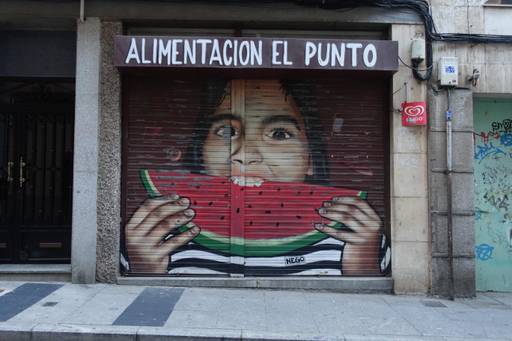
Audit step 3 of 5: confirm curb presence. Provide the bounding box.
[1,324,512,341]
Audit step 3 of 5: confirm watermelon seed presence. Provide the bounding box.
[193,200,197,205]
[296,215,302,219]
[258,191,263,195]
[310,191,313,195]
[275,222,280,227]
[220,216,225,220]
[280,203,284,208]
[224,193,228,198]
[265,210,271,214]
[277,187,281,191]
[208,202,213,206]
[249,221,253,225]
[196,185,200,189]
[241,188,244,191]
[248,204,252,208]
[236,208,240,213]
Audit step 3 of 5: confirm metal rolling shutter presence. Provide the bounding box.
[122,75,388,276]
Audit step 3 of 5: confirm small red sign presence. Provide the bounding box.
[401,101,427,126]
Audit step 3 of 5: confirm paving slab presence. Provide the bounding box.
[8,283,106,324]
[0,281,511,341]
[65,285,145,325]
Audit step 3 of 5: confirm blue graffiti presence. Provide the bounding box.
[474,142,506,162]
[499,133,512,147]
[475,210,482,220]
[475,243,494,261]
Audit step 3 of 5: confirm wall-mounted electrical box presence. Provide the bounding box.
[411,38,425,63]
[438,57,459,87]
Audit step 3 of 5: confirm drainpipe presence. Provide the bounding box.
[446,89,455,300]
[80,0,85,22]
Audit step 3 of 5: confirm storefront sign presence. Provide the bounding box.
[401,101,427,126]
[114,36,398,71]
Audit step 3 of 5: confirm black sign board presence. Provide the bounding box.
[114,36,398,72]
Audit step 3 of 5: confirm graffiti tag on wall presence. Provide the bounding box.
[473,101,512,291]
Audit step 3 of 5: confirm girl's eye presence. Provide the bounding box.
[267,128,294,141]
[215,125,238,139]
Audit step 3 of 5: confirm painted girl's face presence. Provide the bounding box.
[202,80,312,183]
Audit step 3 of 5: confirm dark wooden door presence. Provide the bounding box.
[0,102,74,263]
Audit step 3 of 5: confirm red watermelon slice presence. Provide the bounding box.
[140,169,365,257]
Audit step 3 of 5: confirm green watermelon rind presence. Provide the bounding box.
[139,169,364,257]
[177,221,342,257]
[140,169,161,198]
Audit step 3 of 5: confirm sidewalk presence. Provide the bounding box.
[0,281,511,341]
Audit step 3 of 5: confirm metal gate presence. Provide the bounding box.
[473,98,512,292]
[122,76,389,276]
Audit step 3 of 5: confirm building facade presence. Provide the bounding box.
[0,0,510,297]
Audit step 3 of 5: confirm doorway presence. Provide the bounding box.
[0,81,74,263]
[473,97,512,291]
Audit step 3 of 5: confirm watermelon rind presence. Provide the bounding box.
[175,221,344,257]
[140,169,161,198]
[139,169,360,257]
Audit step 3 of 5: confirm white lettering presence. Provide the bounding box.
[272,40,282,65]
[283,41,292,65]
[239,41,250,66]
[363,43,377,67]
[223,40,233,66]
[250,40,263,65]
[346,43,363,67]
[331,43,345,67]
[304,41,316,66]
[171,39,183,65]
[141,38,151,64]
[233,40,238,66]
[184,40,196,64]
[158,39,171,65]
[152,38,157,63]
[317,42,330,67]
[209,39,223,65]
[125,38,140,64]
[196,39,212,64]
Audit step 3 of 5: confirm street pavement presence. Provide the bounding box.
[0,281,511,340]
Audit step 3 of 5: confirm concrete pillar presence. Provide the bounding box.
[72,17,101,284]
[391,24,430,294]
[96,21,122,283]
[429,89,476,297]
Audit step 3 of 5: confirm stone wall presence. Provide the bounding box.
[428,0,512,296]
[390,24,430,294]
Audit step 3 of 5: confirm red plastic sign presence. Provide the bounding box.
[402,101,427,126]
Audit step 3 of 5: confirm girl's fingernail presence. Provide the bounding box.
[323,201,331,207]
[179,197,189,205]
[314,223,324,230]
[184,209,194,217]
[318,208,326,214]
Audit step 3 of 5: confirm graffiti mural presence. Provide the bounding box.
[122,78,390,276]
[474,99,512,292]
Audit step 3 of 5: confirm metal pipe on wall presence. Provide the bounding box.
[80,0,85,22]
[446,89,455,300]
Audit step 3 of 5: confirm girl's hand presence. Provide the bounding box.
[125,195,200,273]
[315,196,382,275]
